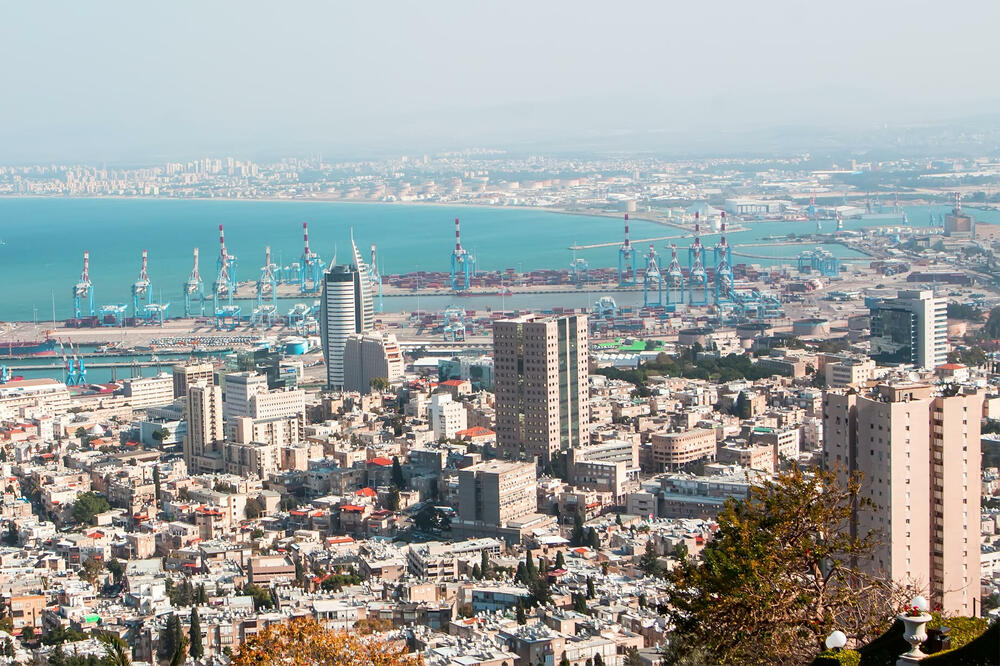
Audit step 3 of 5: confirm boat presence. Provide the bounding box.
[2,339,57,357]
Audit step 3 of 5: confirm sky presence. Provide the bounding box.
[1,1,999,162]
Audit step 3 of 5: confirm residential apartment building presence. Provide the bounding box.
[172,361,215,399]
[343,331,404,394]
[493,314,589,462]
[430,393,467,441]
[823,383,982,614]
[183,383,225,474]
[457,460,537,527]
[868,290,948,370]
[650,428,717,471]
[122,374,174,409]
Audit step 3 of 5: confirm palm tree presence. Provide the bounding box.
[98,633,131,666]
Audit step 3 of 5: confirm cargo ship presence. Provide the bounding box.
[1,338,58,357]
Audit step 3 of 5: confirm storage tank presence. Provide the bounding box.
[792,318,830,337]
[283,337,309,355]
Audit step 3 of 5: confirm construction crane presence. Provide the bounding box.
[183,248,206,317]
[73,251,95,320]
[450,217,476,291]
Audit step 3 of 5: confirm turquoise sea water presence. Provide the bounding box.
[0,198,985,323]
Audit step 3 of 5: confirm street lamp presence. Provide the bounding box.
[825,630,847,651]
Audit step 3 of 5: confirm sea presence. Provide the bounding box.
[0,197,995,326]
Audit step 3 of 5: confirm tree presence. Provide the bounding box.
[639,541,660,577]
[593,654,604,666]
[515,561,526,584]
[624,647,643,666]
[570,512,585,547]
[390,456,405,489]
[152,465,161,502]
[524,551,537,581]
[72,492,110,524]
[615,513,623,527]
[158,614,179,661]
[385,487,400,512]
[661,464,912,666]
[480,549,490,579]
[241,584,274,611]
[370,376,390,393]
[80,556,103,588]
[244,497,264,519]
[516,603,526,625]
[189,607,203,660]
[560,654,571,666]
[586,527,600,550]
[294,558,304,586]
[106,557,125,585]
[554,551,565,569]
[572,593,588,614]
[151,428,171,447]
[472,563,482,580]
[586,577,595,600]
[230,617,411,666]
[97,633,131,666]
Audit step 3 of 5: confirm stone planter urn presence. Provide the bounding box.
[896,612,932,664]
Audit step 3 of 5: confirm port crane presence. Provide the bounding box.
[252,246,279,327]
[183,248,206,317]
[73,251,95,320]
[212,224,240,330]
[299,222,323,293]
[450,218,476,291]
[618,214,636,287]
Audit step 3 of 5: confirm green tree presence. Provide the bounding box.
[515,561,527,584]
[189,607,203,660]
[244,497,264,519]
[370,376,390,393]
[152,465,161,503]
[639,541,661,576]
[572,593,588,614]
[97,633,131,666]
[386,486,400,511]
[151,427,171,447]
[554,550,565,569]
[72,492,110,524]
[570,511,585,547]
[241,584,274,610]
[586,577,595,600]
[524,551,537,581]
[472,563,482,580]
[390,456,405,488]
[106,557,125,585]
[480,549,490,579]
[294,558,304,586]
[662,465,910,666]
[624,647,643,666]
[593,654,604,666]
[586,528,600,550]
[80,556,104,588]
[560,654,571,666]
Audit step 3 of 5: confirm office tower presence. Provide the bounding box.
[494,314,589,462]
[172,361,215,399]
[430,393,467,440]
[457,460,537,526]
[223,372,268,420]
[320,240,375,389]
[869,290,947,370]
[822,383,982,615]
[183,383,225,474]
[343,331,404,394]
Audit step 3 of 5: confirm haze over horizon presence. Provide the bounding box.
[3,1,999,163]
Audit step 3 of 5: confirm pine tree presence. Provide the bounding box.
[294,558,304,586]
[554,551,565,569]
[594,653,605,666]
[586,577,595,600]
[537,556,548,577]
[472,563,482,580]
[515,561,527,584]
[587,528,601,550]
[560,654,571,666]
[198,583,208,605]
[615,513,623,527]
[159,613,178,660]
[391,456,405,488]
[570,512,585,546]
[516,603,526,625]
[189,607,203,659]
[480,549,490,579]
[525,551,537,581]
[152,465,161,503]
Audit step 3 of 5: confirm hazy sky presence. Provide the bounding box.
[2,1,999,162]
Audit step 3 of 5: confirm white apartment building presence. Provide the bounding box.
[122,373,174,409]
[430,393,467,441]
